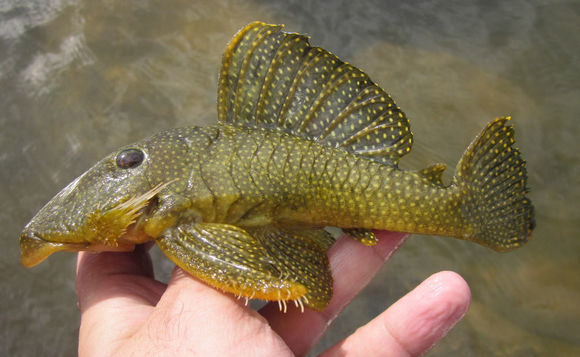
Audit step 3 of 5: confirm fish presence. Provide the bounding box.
[20,22,535,311]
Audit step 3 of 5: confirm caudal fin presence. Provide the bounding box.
[453,117,535,251]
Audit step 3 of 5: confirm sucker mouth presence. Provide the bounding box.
[20,229,138,268]
[20,230,88,267]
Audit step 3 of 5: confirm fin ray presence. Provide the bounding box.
[156,223,308,304]
[218,22,413,166]
[453,116,535,251]
[247,227,334,310]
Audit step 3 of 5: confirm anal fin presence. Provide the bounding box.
[343,228,377,246]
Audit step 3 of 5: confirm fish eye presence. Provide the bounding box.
[116,149,145,169]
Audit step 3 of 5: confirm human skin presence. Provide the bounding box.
[76,231,471,356]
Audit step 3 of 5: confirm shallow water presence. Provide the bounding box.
[1,0,579,355]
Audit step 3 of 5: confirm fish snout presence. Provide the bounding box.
[19,229,82,268]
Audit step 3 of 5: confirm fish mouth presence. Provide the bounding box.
[20,230,136,268]
[20,230,88,268]
[20,182,172,268]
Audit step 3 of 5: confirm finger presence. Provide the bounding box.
[321,271,471,357]
[127,267,291,355]
[76,242,155,282]
[77,245,167,356]
[76,243,164,312]
[157,266,250,317]
[260,231,408,356]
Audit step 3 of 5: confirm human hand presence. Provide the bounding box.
[76,231,471,356]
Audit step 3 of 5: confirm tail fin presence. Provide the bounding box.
[453,116,535,251]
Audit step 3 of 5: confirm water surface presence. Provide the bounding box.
[1,0,579,355]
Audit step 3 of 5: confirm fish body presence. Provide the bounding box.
[21,22,534,310]
[138,124,466,235]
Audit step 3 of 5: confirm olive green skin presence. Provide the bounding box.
[20,120,530,267]
[143,124,463,235]
[19,123,461,309]
[21,22,534,310]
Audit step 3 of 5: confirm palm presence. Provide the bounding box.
[76,232,470,356]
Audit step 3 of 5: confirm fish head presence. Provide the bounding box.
[20,144,165,267]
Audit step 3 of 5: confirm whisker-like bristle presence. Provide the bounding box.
[297,298,305,313]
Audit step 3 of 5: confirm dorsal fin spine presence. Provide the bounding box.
[270,36,311,128]
[234,25,280,121]
[218,22,265,122]
[255,34,297,123]
[298,64,358,134]
[277,48,320,128]
[319,87,380,141]
[340,116,399,148]
[323,89,389,141]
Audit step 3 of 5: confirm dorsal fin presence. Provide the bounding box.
[218,22,413,166]
[418,163,446,187]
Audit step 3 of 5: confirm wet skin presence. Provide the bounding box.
[21,22,534,311]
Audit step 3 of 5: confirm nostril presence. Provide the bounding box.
[20,229,44,243]
[20,230,45,253]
